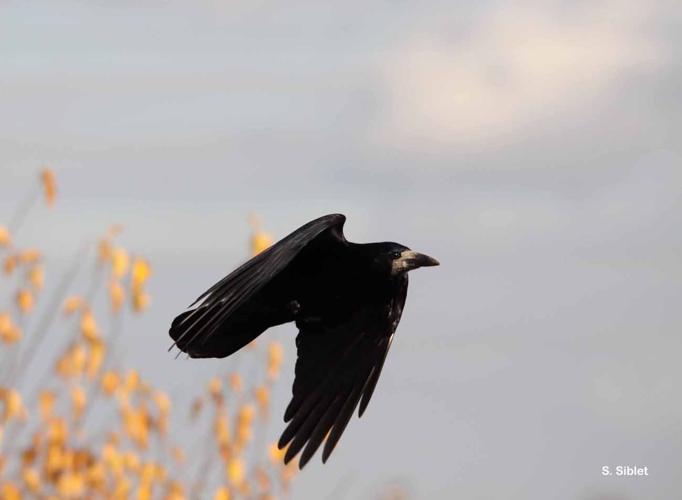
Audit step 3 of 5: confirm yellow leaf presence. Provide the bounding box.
[3,255,17,275]
[27,265,44,290]
[47,417,68,445]
[0,313,21,345]
[171,446,185,464]
[101,371,120,396]
[214,412,231,446]
[248,213,273,256]
[124,370,140,393]
[71,386,87,420]
[111,247,129,278]
[87,340,106,379]
[131,258,151,288]
[109,280,125,313]
[250,231,273,256]
[254,385,270,414]
[208,377,222,399]
[267,342,284,380]
[22,467,40,492]
[0,226,11,247]
[57,472,85,497]
[226,458,244,485]
[153,391,171,416]
[63,296,84,315]
[0,313,11,334]
[41,168,57,206]
[98,238,112,263]
[214,486,231,500]
[190,397,203,420]
[228,373,243,392]
[268,442,286,464]
[38,390,56,421]
[136,484,152,500]
[132,289,150,313]
[0,482,21,500]
[0,387,27,422]
[16,289,34,314]
[80,310,99,342]
[18,249,41,264]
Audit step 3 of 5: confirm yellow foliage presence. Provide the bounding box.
[18,248,41,264]
[255,385,270,415]
[98,238,112,263]
[0,482,21,500]
[214,412,231,447]
[111,247,129,278]
[268,442,286,464]
[101,371,120,396]
[228,372,243,392]
[132,289,150,312]
[153,391,171,416]
[109,279,125,313]
[57,343,88,378]
[27,265,44,290]
[38,390,56,421]
[131,258,151,288]
[124,370,140,393]
[123,451,140,472]
[208,377,222,399]
[136,483,152,500]
[248,213,273,256]
[190,397,203,420]
[16,288,34,314]
[0,226,11,247]
[22,467,41,493]
[171,447,185,464]
[57,472,85,498]
[0,313,11,334]
[63,296,84,315]
[71,386,87,420]
[251,231,273,256]
[165,482,186,500]
[0,313,21,344]
[267,342,284,380]
[41,168,57,206]
[87,340,106,379]
[3,255,17,275]
[80,310,100,342]
[0,388,27,423]
[47,417,68,445]
[0,201,288,499]
[122,404,150,449]
[226,458,245,485]
[214,486,231,500]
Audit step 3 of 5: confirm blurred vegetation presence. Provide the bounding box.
[0,170,298,499]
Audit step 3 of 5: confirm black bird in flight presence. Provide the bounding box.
[169,214,439,468]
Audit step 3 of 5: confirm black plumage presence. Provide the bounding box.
[169,213,439,467]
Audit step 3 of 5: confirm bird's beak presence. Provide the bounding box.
[401,250,440,271]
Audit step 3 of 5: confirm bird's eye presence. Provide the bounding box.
[391,251,402,259]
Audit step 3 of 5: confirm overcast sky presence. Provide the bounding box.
[1,1,681,498]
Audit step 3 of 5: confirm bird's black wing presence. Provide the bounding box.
[169,213,346,357]
[278,283,407,468]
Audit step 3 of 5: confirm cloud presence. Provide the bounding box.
[376,0,671,150]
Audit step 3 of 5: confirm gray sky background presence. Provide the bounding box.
[1,1,681,498]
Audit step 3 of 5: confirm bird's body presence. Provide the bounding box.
[169,214,438,467]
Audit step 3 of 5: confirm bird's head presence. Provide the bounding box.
[371,243,440,276]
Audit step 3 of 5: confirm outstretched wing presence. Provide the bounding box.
[169,213,346,357]
[278,282,407,468]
